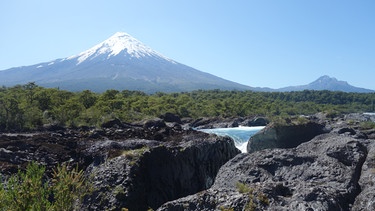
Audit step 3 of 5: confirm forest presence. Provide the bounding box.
[0,82,374,131]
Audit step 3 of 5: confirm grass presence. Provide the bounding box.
[360,121,375,130]
[122,147,149,158]
[236,182,253,194]
[235,182,270,211]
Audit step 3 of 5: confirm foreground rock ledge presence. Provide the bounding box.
[0,125,240,211]
[159,133,368,211]
[81,132,240,210]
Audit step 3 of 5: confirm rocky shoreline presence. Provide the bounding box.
[0,113,375,210]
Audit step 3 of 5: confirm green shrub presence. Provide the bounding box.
[257,192,270,206]
[219,207,234,211]
[51,163,90,210]
[0,162,51,210]
[360,121,375,130]
[236,182,253,194]
[0,162,90,211]
[235,182,270,211]
[122,147,149,160]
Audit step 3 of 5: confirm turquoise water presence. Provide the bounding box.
[199,126,264,153]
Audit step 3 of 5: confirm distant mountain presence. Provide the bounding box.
[0,32,251,93]
[277,75,374,93]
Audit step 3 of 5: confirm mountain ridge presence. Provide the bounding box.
[0,32,373,93]
[0,32,252,93]
[277,75,374,93]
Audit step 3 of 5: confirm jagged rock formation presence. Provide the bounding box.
[1,113,375,210]
[247,118,327,153]
[0,116,240,211]
[81,133,239,210]
[352,141,375,210]
[159,133,369,211]
[158,113,375,211]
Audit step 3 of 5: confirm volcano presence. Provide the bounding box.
[0,32,251,93]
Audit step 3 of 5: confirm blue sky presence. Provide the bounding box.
[1,0,375,90]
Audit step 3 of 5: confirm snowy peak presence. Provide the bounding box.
[0,31,251,93]
[68,32,171,64]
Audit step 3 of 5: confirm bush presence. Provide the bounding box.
[236,182,252,194]
[0,162,50,210]
[0,162,90,211]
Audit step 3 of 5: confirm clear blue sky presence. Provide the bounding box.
[1,0,375,90]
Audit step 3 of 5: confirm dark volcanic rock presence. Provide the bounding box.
[2,112,375,210]
[101,118,127,128]
[241,117,269,127]
[0,121,240,211]
[143,118,167,130]
[158,133,367,211]
[352,141,375,210]
[160,112,182,124]
[0,132,82,175]
[247,120,327,153]
[82,132,240,211]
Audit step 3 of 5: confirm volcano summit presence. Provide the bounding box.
[0,32,251,93]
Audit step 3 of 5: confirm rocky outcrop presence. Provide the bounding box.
[1,113,375,210]
[160,112,183,124]
[352,141,375,210]
[247,119,327,153]
[0,118,240,211]
[241,117,270,127]
[81,132,240,211]
[158,133,368,211]
[0,132,83,175]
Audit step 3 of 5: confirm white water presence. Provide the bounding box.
[199,126,265,153]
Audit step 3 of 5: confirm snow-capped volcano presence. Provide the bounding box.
[0,32,251,93]
[68,32,173,64]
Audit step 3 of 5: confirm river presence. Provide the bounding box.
[199,126,265,153]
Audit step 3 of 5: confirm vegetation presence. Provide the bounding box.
[0,162,90,211]
[236,182,270,211]
[236,181,253,194]
[0,83,374,131]
[360,121,375,130]
[122,147,149,159]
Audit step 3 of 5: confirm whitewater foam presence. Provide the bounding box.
[199,126,264,153]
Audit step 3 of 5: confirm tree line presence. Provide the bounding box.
[0,83,374,131]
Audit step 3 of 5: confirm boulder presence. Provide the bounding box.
[160,112,182,124]
[158,133,367,211]
[247,120,327,153]
[42,123,65,131]
[241,117,269,127]
[101,118,126,128]
[143,118,167,130]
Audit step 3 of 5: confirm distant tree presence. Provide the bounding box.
[79,90,97,109]
[23,82,38,105]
